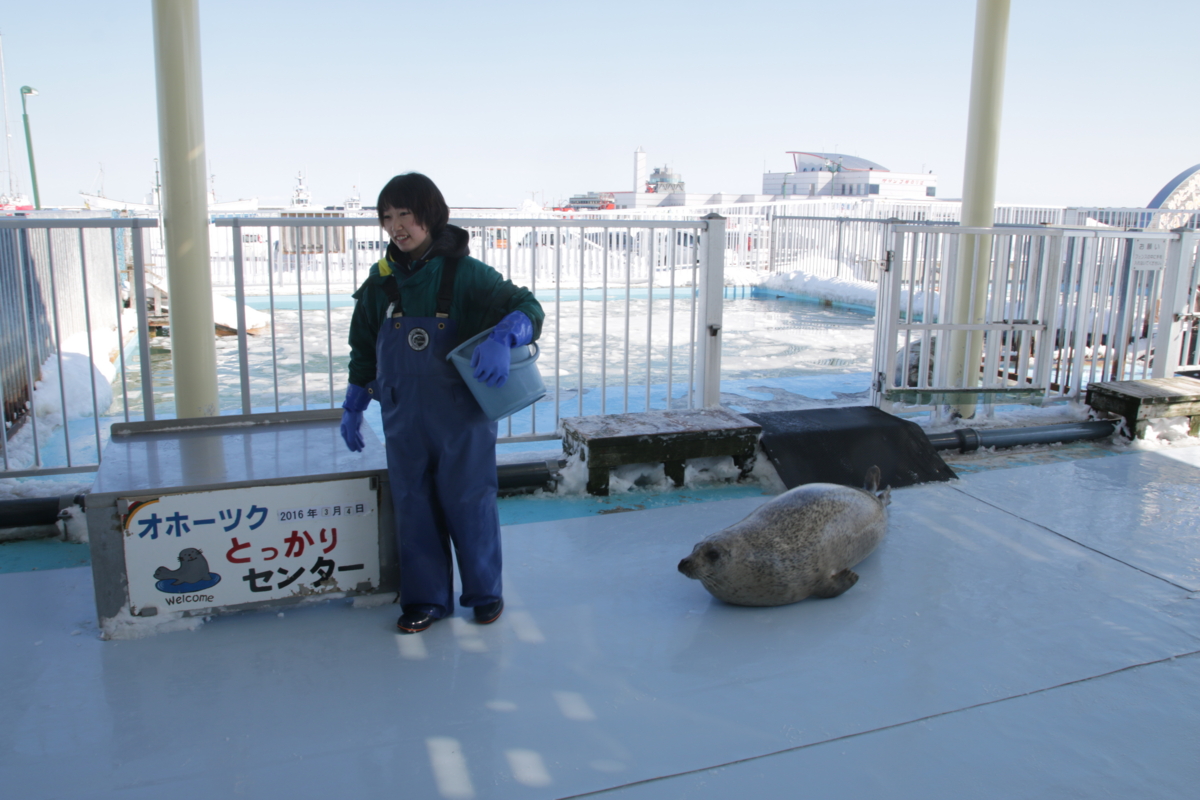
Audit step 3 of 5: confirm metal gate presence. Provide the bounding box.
[873,224,1198,414]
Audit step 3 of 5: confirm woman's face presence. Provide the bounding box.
[380,206,430,255]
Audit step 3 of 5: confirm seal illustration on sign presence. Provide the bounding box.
[154,547,222,593]
[408,327,430,351]
[678,466,891,606]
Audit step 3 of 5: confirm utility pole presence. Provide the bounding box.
[20,85,39,209]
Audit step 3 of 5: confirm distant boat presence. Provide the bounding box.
[0,193,33,211]
[79,191,260,213]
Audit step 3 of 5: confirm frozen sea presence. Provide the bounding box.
[117,290,878,437]
[0,290,878,499]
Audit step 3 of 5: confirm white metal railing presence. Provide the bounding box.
[211,215,727,441]
[1065,207,1200,231]
[769,216,896,282]
[0,216,159,478]
[766,208,1069,282]
[6,200,1197,478]
[873,224,1200,415]
[1,213,726,476]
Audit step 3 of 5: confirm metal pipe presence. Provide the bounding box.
[152,0,219,418]
[497,459,563,495]
[925,420,1117,453]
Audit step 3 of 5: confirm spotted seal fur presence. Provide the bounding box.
[678,466,891,606]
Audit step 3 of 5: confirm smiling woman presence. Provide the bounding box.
[376,174,446,260]
[342,172,545,635]
[380,207,429,257]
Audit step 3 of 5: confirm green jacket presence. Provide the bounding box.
[347,225,544,388]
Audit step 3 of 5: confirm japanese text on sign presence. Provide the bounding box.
[121,479,380,616]
[1130,239,1167,270]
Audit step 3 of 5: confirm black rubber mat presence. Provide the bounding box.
[743,406,955,490]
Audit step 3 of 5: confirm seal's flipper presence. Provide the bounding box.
[863,465,881,493]
[811,568,859,599]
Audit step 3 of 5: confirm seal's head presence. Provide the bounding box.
[678,540,728,581]
[178,547,203,564]
[677,537,754,602]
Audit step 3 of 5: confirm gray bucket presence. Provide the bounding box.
[447,328,547,421]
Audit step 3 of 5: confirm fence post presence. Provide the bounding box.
[872,225,901,409]
[766,208,776,273]
[131,220,156,421]
[835,217,844,278]
[232,220,252,414]
[697,214,726,408]
[1152,230,1197,378]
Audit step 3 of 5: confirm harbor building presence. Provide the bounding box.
[563,148,940,210]
[762,151,938,199]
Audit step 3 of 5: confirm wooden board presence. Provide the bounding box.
[1085,377,1200,438]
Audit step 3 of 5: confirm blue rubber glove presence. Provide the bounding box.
[471,312,533,388]
[490,311,534,348]
[340,383,372,452]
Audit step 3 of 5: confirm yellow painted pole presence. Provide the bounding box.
[152,0,218,418]
[948,0,1010,417]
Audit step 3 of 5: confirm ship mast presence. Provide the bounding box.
[0,32,16,197]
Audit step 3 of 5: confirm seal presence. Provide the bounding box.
[678,466,891,606]
[154,547,214,585]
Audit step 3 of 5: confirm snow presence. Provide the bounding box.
[99,603,208,640]
[0,336,117,512]
[554,447,785,498]
[759,269,877,310]
[211,292,270,332]
[98,589,366,640]
[722,263,879,310]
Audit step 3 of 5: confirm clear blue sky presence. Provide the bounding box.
[1,0,1196,210]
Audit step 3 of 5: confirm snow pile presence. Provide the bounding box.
[31,332,117,423]
[554,452,590,494]
[212,292,270,333]
[723,265,766,286]
[555,449,774,496]
[1120,416,1200,451]
[100,604,207,640]
[759,270,876,309]
[2,332,116,476]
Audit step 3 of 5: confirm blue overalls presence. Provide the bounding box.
[375,260,501,618]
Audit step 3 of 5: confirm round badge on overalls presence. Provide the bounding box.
[408,327,430,351]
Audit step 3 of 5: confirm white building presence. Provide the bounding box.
[564,148,940,211]
[763,152,937,200]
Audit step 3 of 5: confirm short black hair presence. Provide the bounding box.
[376,173,449,233]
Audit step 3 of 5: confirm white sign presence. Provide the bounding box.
[1130,239,1167,270]
[122,478,380,616]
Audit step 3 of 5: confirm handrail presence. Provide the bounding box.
[0,217,159,229]
[214,216,711,230]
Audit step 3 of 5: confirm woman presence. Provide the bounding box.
[339,173,544,633]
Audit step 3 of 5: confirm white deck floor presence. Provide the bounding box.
[4,447,1199,799]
